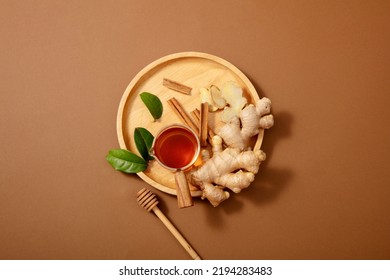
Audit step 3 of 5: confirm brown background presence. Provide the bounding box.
[1,0,390,260]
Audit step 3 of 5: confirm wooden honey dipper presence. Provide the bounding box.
[136,188,202,260]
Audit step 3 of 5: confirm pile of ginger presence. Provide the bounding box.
[190,82,274,206]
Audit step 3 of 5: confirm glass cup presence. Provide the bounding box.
[152,124,200,208]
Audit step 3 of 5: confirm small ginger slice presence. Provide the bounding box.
[209,85,226,109]
[199,88,219,112]
[220,81,247,122]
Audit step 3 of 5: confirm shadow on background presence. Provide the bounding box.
[242,110,294,206]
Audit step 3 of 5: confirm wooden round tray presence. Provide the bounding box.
[117,52,264,197]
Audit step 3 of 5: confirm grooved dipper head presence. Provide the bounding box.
[137,188,159,212]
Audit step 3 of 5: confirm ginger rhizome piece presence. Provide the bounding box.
[190,136,266,207]
[219,97,274,150]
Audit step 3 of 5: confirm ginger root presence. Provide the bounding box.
[191,82,274,207]
[219,97,274,150]
[190,135,266,207]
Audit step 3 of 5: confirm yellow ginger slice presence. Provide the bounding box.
[209,85,226,109]
[199,87,219,112]
[220,81,247,122]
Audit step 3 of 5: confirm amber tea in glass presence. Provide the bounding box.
[153,125,199,170]
[152,124,200,208]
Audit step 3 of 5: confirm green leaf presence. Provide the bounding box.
[134,127,155,161]
[106,149,147,173]
[140,92,163,121]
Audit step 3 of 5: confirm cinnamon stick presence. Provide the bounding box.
[190,110,200,129]
[191,108,216,139]
[163,78,192,95]
[200,103,208,147]
[167,98,199,135]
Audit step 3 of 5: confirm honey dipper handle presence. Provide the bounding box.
[152,207,201,260]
